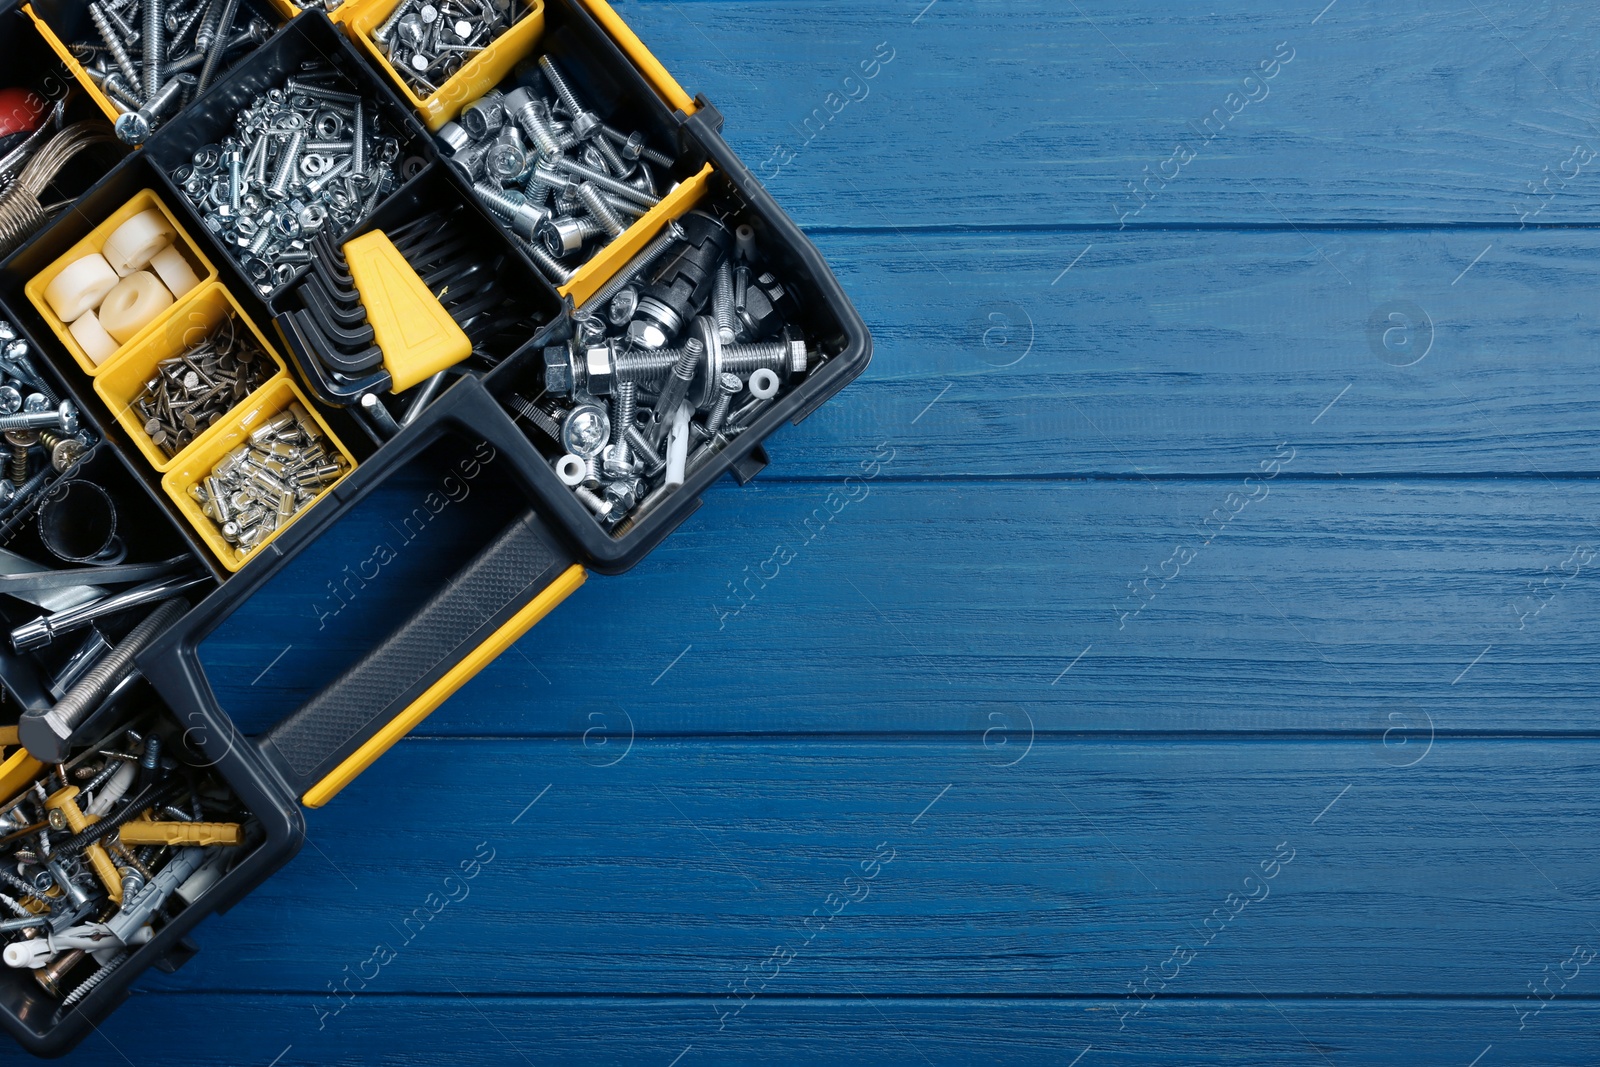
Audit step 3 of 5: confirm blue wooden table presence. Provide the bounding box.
[56,1,1600,1063]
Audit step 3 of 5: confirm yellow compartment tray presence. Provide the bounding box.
[161,377,356,572]
[24,189,216,377]
[94,283,288,474]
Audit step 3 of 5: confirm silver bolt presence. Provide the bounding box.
[0,403,78,437]
[576,182,624,238]
[712,258,736,344]
[266,128,305,200]
[704,372,740,432]
[141,0,164,100]
[583,220,685,313]
[648,337,701,448]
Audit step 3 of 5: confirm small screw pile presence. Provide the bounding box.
[513,215,813,533]
[189,402,349,559]
[0,323,95,543]
[173,67,405,295]
[0,724,249,1009]
[72,0,271,144]
[374,0,529,96]
[134,314,272,458]
[435,53,674,285]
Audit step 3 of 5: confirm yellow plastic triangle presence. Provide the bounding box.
[344,230,471,393]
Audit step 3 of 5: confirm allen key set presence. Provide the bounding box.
[0,0,868,1053]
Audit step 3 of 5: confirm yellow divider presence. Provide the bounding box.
[564,162,714,308]
[0,749,43,807]
[571,0,696,115]
[22,6,120,123]
[302,563,587,807]
[344,0,545,131]
[344,230,472,391]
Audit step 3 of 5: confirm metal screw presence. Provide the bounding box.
[141,0,164,100]
[704,372,740,433]
[0,403,78,435]
[712,258,736,344]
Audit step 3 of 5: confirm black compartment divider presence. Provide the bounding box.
[143,12,438,307]
[480,119,872,573]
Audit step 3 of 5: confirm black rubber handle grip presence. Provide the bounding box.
[259,509,574,799]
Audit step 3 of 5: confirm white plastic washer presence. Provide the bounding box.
[148,244,200,299]
[101,208,176,276]
[68,310,119,365]
[748,367,780,399]
[554,453,587,486]
[98,271,174,344]
[43,253,118,323]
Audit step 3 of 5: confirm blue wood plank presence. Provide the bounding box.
[117,739,1600,998]
[193,478,1600,734]
[52,994,1600,1066]
[616,0,1600,227]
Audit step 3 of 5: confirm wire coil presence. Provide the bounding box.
[0,122,118,259]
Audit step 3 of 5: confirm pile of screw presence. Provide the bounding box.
[72,0,272,145]
[434,53,674,286]
[134,313,272,458]
[515,224,811,533]
[173,68,405,295]
[0,724,247,1009]
[188,401,348,559]
[373,0,528,97]
[0,323,95,544]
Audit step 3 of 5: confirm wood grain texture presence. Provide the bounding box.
[618,0,1600,228]
[25,1,1600,1064]
[124,739,1598,998]
[196,478,1600,735]
[53,994,1600,1067]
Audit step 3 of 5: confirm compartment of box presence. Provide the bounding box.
[95,282,286,472]
[0,8,131,265]
[143,12,435,303]
[424,0,711,303]
[0,676,298,1058]
[23,188,215,375]
[483,127,871,573]
[23,0,284,130]
[162,376,355,571]
[347,0,545,132]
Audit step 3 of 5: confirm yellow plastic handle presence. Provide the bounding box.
[301,563,586,807]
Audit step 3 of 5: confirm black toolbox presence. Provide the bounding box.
[0,0,870,1053]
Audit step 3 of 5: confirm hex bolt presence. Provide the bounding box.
[610,380,637,469]
[712,258,736,344]
[267,128,305,200]
[141,0,164,100]
[720,338,808,378]
[704,372,740,431]
[556,157,658,209]
[576,220,685,313]
[0,403,78,435]
[600,123,673,169]
[573,485,612,520]
[576,182,624,237]
[538,55,600,137]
